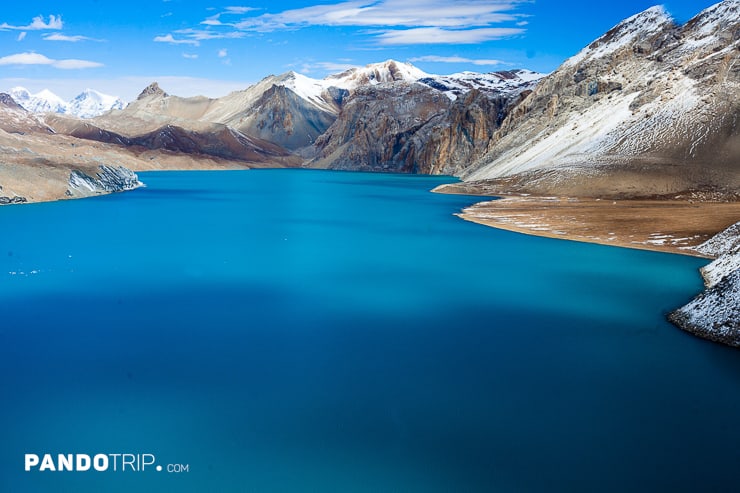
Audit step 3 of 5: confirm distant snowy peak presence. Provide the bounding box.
[325,60,430,89]
[11,87,68,114]
[419,69,547,100]
[8,86,125,118]
[565,5,674,66]
[69,89,125,119]
[273,61,543,110]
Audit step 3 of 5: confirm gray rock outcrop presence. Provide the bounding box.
[669,222,740,347]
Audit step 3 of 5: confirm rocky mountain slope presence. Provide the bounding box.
[458,1,740,198]
[9,87,124,118]
[306,62,543,173]
[310,79,535,174]
[43,82,301,167]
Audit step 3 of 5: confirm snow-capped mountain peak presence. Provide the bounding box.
[10,86,68,114]
[7,86,125,118]
[325,60,430,89]
[565,5,674,66]
[69,89,125,118]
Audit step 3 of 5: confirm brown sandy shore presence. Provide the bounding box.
[437,192,740,258]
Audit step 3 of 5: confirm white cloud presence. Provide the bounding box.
[43,33,99,42]
[174,29,246,41]
[225,6,258,14]
[0,51,102,69]
[231,1,521,30]
[17,31,26,41]
[52,59,104,69]
[376,27,523,45]
[201,16,224,27]
[0,15,63,31]
[201,6,260,26]
[0,52,55,65]
[297,61,359,74]
[153,33,200,46]
[168,0,527,46]
[218,48,228,58]
[409,55,504,66]
[182,53,199,59]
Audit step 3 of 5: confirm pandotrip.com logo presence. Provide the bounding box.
[24,453,190,473]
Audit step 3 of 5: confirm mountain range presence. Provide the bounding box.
[9,87,125,119]
[1,2,737,199]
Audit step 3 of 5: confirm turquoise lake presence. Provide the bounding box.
[1,169,739,492]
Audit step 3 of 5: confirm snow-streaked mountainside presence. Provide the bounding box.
[239,61,545,115]
[8,87,124,118]
[462,0,740,197]
[563,5,672,67]
[419,69,544,100]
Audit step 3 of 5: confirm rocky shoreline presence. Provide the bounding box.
[437,188,740,348]
[67,165,143,198]
[669,222,740,348]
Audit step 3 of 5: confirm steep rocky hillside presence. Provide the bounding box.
[459,1,740,198]
[306,62,541,173]
[309,82,450,173]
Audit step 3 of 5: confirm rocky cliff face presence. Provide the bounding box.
[310,76,537,174]
[461,1,740,197]
[310,82,450,173]
[670,221,740,347]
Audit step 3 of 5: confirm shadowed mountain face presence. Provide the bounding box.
[461,1,740,197]
[309,83,529,174]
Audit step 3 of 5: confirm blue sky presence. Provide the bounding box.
[0,0,720,101]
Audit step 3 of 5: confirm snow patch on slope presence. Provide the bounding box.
[467,91,640,180]
[420,69,546,100]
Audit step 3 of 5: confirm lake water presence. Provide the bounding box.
[1,170,738,493]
